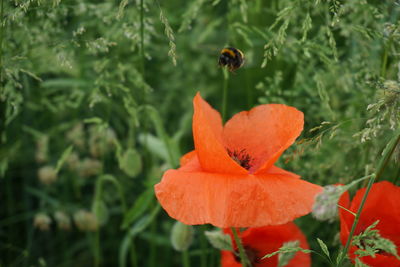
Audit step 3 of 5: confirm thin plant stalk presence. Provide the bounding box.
[231,227,249,267]
[182,250,190,267]
[199,225,208,267]
[149,220,157,267]
[392,166,400,185]
[375,130,400,182]
[337,128,400,266]
[130,240,138,267]
[222,68,229,122]
[140,0,145,76]
[0,0,4,87]
[94,231,101,267]
[380,36,392,78]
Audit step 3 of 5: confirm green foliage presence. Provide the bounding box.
[205,229,233,251]
[261,240,312,263]
[353,220,400,261]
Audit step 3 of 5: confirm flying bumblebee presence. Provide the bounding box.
[218,47,245,72]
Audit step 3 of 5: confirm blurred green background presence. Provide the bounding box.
[1,0,399,266]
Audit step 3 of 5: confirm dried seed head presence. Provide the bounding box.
[66,123,85,149]
[54,211,71,231]
[35,135,49,163]
[78,158,102,177]
[74,210,99,232]
[312,185,345,222]
[34,213,52,231]
[38,166,58,185]
[66,151,80,171]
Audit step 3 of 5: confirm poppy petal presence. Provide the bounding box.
[180,150,197,167]
[266,165,300,179]
[348,181,400,242]
[222,104,303,174]
[338,190,352,245]
[154,168,322,228]
[221,223,310,267]
[339,181,400,267]
[193,93,247,174]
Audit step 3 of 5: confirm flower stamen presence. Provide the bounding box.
[227,149,253,170]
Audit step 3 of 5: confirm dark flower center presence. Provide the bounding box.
[227,149,253,170]
[233,246,260,266]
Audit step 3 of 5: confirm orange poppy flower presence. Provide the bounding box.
[221,223,311,267]
[339,181,400,267]
[155,92,322,228]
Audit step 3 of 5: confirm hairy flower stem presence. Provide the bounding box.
[222,68,229,122]
[231,227,250,267]
[338,128,400,266]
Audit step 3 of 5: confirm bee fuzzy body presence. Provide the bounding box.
[218,47,244,72]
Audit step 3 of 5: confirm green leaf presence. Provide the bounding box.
[84,117,104,124]
[119,148,142,178]
[138,134,169,161]
[262,241,312,260]
[55,145,73,172]
[119,205,161,267]
[122,188,154,229]
[204,230,233,251]
[336,250,344,265]
[278,241,301,267]
[355,258,371,267]
[317,238,330,258]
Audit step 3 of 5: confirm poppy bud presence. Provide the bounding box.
[170,221,194,251]
[54,211,71,231]
[312,185,344,222]
[66,152,80,171]
[34,213,51,231]
[78,158,102,177]
[205,229,233,251]
[74,209,99,232]
[38,166,58,185]
[35,135,49,163]
[89,126,116,157]
[66,123,85,149]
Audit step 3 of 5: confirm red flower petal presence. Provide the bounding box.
[221,223,310,267]
[155,157,322,227]
[222,104,303,174]
[180,150,197,167]
[339,181,400,267]
[193,93,247,174]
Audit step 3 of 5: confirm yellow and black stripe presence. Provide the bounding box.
[218,47,245,72]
